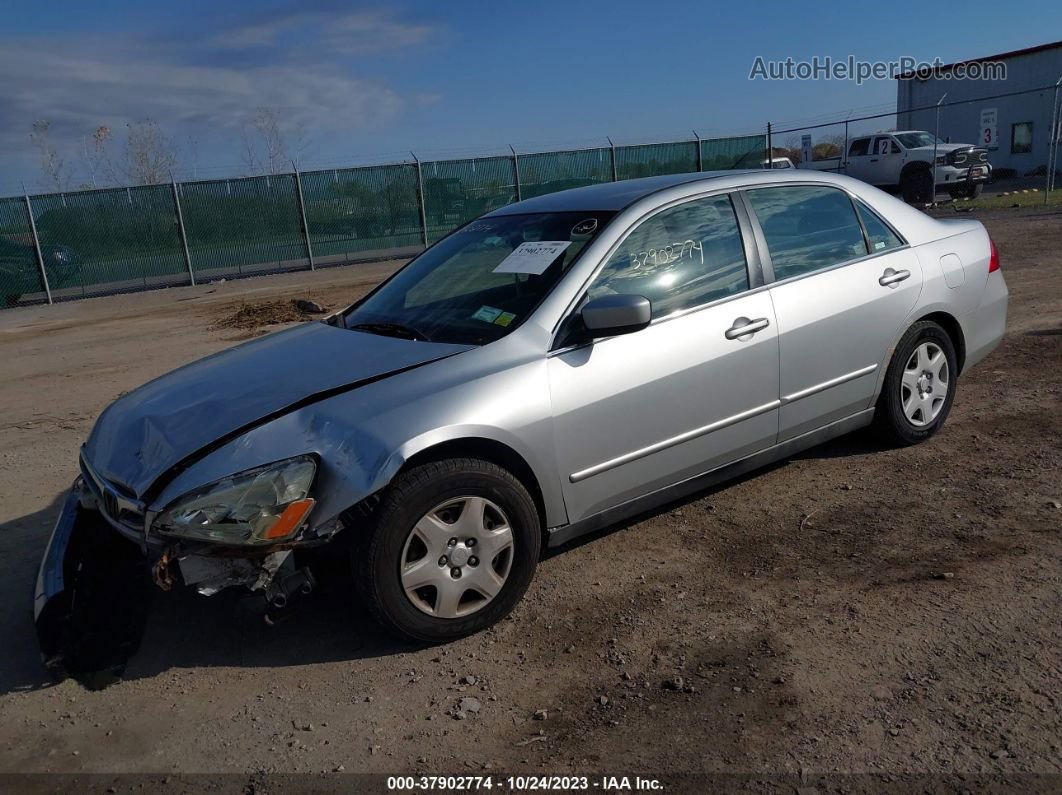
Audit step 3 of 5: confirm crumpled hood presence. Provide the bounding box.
[83,321,471,496]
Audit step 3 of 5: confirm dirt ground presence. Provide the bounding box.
[0,208,1059,792]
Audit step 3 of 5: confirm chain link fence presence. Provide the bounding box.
[1,132,766,308]
[6,79,1062,310]
[768,83,1062,196]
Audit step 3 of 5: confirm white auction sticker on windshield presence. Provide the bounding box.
[493,241,572,275]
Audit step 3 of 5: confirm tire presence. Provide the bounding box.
[901,168,934,204]
[353,457,541,643]
[949,183,983,200]
[873,321,958,446]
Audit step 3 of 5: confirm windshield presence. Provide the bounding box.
[894,132,942,149]
[343,211,614,345]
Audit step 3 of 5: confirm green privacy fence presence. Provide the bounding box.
[31,186,187,295]
[700,134,768,170]
[300,164,423,260]
[421,156,517,243]
[519,148,614,200]
[0,196,41,306]
[616,141,699,180]
[178,175,307,279]
[2,132,766,307]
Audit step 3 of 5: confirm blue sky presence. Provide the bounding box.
[3,0,1061,192]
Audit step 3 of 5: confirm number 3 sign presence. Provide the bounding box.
[980,108,998,150]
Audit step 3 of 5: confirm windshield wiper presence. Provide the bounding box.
[347,321,430,341]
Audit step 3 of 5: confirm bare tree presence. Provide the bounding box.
[782,134,803,165]
[83,125,117,187]
[30,120,67,191]
[820,133,847,157]
[239,124,263,176]
[241,107,311,175]
[124,119,180,185]
[256,107,288,174]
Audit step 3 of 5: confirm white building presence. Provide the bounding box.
[896,40,1062,173]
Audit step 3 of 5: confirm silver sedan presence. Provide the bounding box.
[36,170,1008,659]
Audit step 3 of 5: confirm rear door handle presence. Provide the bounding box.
[879,268,911,287]
[725,316,770,340]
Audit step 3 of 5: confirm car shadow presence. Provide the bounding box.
[0,491,71,695]
[545,428,887,558]
[0,492,421,696]
[1,431,887,694]
[122,577,409,685]
[790,427,888,460]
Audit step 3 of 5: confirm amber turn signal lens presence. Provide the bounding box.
[262,498,316,540]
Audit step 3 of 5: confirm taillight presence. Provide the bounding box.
[988,238,1000,273]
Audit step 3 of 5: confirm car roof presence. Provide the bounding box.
[486,171,758,214]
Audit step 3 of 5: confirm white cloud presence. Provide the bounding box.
[218,8,436,55]
[0,8,441,190]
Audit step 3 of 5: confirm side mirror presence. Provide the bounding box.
[580,294,651,338]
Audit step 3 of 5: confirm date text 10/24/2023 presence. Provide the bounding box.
[386,775,665,791]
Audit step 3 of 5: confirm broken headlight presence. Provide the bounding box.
[155,456,317,545]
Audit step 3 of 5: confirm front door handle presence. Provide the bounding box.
[879,268,911,287]
[725,316,770,340]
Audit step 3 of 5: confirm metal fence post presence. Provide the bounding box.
[843,118,850,174]
[693,131,702,171]
[292,164,315,270]
[1046,76,1062,202]
[510,145,522,202]
[411,152,429,248]
[171,180,195,287]
[932,94,947,204]
[23,192,52,304]
[607,137,618,181]
[765,123,772,168]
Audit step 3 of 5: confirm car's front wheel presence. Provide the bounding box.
[901,168,934,204]
[873,320,958,446]
[353,458,541,643]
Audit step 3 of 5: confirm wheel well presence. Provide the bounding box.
[918,311,967,373]
[399,438,547,529]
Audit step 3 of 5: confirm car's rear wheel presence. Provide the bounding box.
[873,321,957,446]
[353,458,540,643]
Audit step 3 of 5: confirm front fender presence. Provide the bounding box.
[149,346,566,536]
[378,423,568,527]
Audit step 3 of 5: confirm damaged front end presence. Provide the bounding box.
[34,482,152,685]
[35,454,342,682]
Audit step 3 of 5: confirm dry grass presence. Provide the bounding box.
[211,298,328,331]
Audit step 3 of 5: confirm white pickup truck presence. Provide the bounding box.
[802,130,990,203]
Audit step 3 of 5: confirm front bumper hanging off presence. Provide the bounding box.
[33,483,152,681]
[33,478,322,680]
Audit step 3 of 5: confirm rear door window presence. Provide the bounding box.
[745,185,868,280]
[848,138,870,157]
[855,200,904,253]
